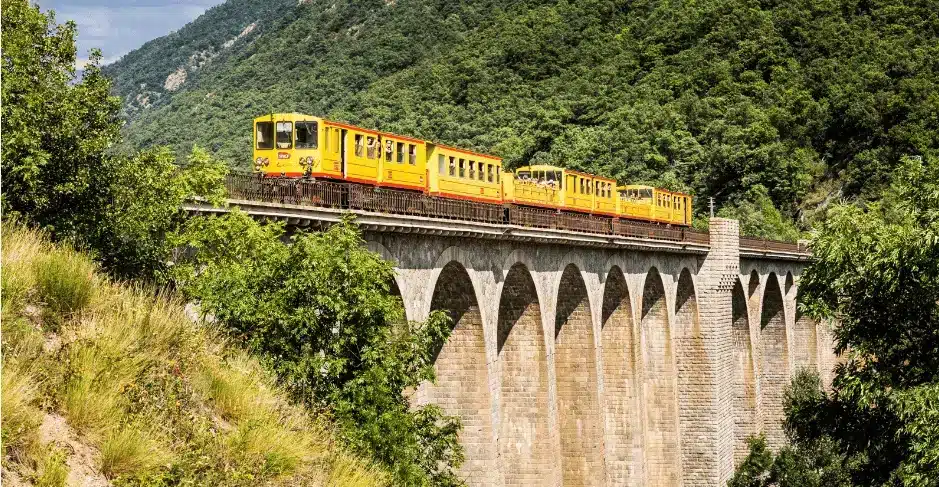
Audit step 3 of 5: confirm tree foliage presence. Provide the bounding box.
[106,0,939,239]
[1,0,228,280]
[172,212,464,486]
[730,155,939,486]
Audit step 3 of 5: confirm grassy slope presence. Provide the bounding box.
[0,224,385,486]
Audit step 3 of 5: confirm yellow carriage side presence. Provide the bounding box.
[326,121,381,184]
[617,185,693,226]
[504,165,563,209]
[378,132,428,191]
[591,175,617,216]
[428,144,502,203]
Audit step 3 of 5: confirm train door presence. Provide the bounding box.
[340,128,347,178]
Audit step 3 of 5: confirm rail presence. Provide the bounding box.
[221,173,808,254]
[739,236,808,254]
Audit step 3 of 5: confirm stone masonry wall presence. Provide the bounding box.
[759,276,789,449]
[554,265,605,486]
[640,269,681,487]
[600,269,643,485]
[426,262,498,485]
[731,280,758,463]
[497,263,554,486]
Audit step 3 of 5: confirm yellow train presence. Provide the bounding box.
[253,113,692,226]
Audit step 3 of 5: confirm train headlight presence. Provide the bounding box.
[306,156,314,166]
[254,157,263,170]
[263,158,270,166]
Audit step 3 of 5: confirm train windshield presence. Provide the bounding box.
[517,170,531,180]
[256,122,274,149]
[295,121,318,149]
[275,122,292,149]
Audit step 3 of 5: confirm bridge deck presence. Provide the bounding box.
[184,174,810,260]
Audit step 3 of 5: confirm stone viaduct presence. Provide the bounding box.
[187,197,839,487]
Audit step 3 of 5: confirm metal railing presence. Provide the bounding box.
[739,236,807,254]
[219,173,807,254]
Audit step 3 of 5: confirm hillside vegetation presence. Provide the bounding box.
[0,224,385,486]
[106,0,939,232]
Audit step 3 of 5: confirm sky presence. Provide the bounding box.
[37,0,223,68]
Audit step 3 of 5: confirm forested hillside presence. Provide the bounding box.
[106,0,939,230]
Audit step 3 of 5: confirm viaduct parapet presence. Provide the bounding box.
[186,198,838,486]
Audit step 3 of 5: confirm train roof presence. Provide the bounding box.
[253,112,501,158]
[617,184,692,197]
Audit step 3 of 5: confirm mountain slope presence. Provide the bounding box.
[107,0,939,223]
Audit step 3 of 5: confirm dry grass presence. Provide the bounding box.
[1,223,387,486]
[1,361,41,460]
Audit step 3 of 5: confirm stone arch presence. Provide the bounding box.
[601,266,643,484]
[759,273,789,449]
[427,261,497,485]
[497,262,553,486]
[554,263,603,486]
[674,268,709,484]
[426,246,486,324]
[641,267,680,487]
[731,278,757,463]
[366,240,409,319]
[747,270,761,316]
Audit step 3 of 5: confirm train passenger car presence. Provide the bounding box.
[617,185,692,226]
[563,170,616,215]
[427,144,502,203]
[505,165,617,215]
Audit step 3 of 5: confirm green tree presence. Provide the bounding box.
[717,185,803,242]
[730,155,939,485]
[173,212,464,486]
[1,0,227,280]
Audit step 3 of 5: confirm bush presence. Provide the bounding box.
[175,212,463,485]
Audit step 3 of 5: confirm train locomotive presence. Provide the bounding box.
[253,113,692,227]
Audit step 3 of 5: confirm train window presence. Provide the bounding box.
[518,170,531,180]
[354,134,364,157]
[275,122,292,149]
[385,140,394,161]
[295,121,318,149]
[459,159,466,177]
[496,170,500,183]
[396,142,405,164]
[478,162,485,181]
[408,144,417,165]
[449,156,456,176]
[469,161,475,179]
[438,154,445,174]
[256,122,274,150]
[487,164,494,182]
[366,136,377,159]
